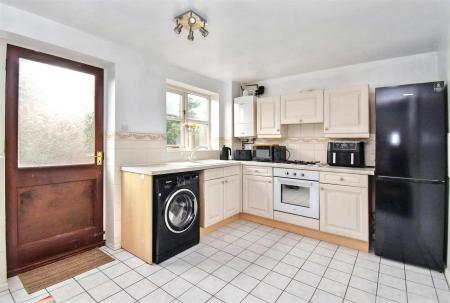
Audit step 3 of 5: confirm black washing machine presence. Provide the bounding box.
[153,171,200,263]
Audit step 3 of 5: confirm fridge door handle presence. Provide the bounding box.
[376,175,447,184]
[332,152,336,164]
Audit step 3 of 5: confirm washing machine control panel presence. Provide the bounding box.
[177,175,199,186]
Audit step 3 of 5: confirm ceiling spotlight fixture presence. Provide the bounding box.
[174,10,208,41]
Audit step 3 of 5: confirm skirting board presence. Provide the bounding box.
[201,213,369,252]
[200,214,241,237]
[0,282,7,292]
[445,267,450,288]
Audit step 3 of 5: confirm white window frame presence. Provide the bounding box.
[166,85,211,150]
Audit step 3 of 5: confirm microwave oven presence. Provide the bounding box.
[253,145,274,162]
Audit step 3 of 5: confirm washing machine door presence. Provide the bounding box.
[164,188,198,234]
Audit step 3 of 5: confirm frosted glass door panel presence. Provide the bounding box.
[18,58,96,167]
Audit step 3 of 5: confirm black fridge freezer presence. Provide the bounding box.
[375,81,447,271]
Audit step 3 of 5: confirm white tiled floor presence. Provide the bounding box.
[2,219,450,303]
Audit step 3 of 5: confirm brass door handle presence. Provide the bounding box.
[95,151,103,165]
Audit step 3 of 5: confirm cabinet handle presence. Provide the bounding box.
[321,187,324,190]
[340,177,344,181]
[299,119,303,122]
[267,180,272,183]
[276,129,280,132]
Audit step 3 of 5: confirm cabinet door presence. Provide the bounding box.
[281,90,323,124]
[323,85,369,138]
[203,178,224,227]
[320,184,368,241]
[243,175,273,219]
[223,175,242,218]
[257,96,281,136]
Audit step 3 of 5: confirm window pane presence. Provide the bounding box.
[210,98,220,150]
[194,123,209,148]
[166,92,182,117]
[18,58,95,168]
[166,120,183,146]
[187,94,209,121]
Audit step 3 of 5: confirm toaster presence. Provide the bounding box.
[234,149,252,161]
[327,142,365,167]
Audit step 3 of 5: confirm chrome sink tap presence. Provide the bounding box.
[188,145,209,162]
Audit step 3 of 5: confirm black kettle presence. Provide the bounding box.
[220,145,232,160]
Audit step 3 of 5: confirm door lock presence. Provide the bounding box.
[96,151,103,165]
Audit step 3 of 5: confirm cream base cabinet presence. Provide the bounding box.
[202,178,225,226]
[320,184,368,241]
[281,90,324,124]
[257,96,286,138]
[200,166,241,227]
[323,85,369,138]
[223,174,242,218]
[243,175,273,219]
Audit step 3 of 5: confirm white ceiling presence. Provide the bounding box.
[2,0,450,82]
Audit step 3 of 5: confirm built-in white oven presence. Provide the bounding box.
[273,168,320,219]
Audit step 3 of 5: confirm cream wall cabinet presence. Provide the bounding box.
[281,90,324,124]
[243,174,274,219]
[319,172,369,241]
[200,165,242,227]
[323,85,370,138]
[256,96,286,138]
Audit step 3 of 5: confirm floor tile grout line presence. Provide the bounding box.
[308,239,340,302]
[373,251,382,303]
[239,227,305,302]
[197,221,299,302]
[68,276,98,303]
[7,220,450,303]
[146,220,264,300]
[341,249,359,303]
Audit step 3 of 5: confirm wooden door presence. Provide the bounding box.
[223,174,241,218]
[323,85,369,138]
[319,184,368,241]
[5,45,104,276]
[256,96,281,137]
[281,90,324,124]
[202,178,224,227]
[243,175,273,219]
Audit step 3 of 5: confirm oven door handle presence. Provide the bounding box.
[273,177,319,188]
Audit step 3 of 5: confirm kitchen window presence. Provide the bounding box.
[166,86,212,150]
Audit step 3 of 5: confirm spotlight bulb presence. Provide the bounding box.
[199,27,209,37]
[187,29,194,41]
[174,23,182,34]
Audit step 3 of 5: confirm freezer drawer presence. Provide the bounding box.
[375,177,446,270]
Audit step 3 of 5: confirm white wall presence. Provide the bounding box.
[0,3,229,286]
[436,39,450,281]
[256,52,440,97]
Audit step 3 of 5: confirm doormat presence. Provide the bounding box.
[18,249,114,294]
